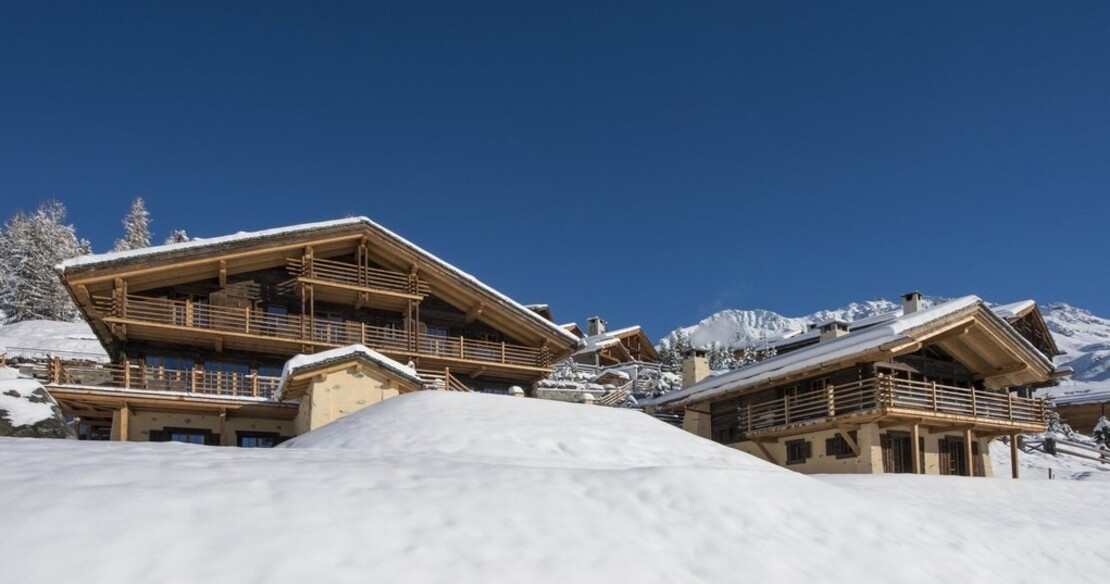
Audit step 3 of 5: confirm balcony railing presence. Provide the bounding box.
[288,257,430,296]
[93,294,549,369]
[739,376,1048,435]
[48,361,281,400]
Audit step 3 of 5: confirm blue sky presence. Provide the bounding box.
[2,2,1109,340]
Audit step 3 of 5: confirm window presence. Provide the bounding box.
[881,432,925,473]
[237,431,283,448]
[825,431,858,459]
[149,427,218,446]
[785,439,811,465]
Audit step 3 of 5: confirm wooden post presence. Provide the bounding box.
[123,359,131,389]
[119,402,130,442]
[784,396,790,425]
[51,356,62,384]
[191,369,198,394]
[963,429,974,477]
[459,336,465,359]
[1010,433,1020,479]
[244,306,250,334]
[219,409,228,447]
[1007,393,1014,421]
[971,389,978,417]
[252,373,259,398]
[746,405,753,433]
[910,423,921,474]
[501,341,506,364]
[930,381,938,412]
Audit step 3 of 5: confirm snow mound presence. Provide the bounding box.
[0,366,55,427]
[280,391,772,471]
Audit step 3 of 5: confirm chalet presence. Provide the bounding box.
[537,316,663,404]
[46,217,580,445]
[648,292,1066,478]
[567,317,659,370]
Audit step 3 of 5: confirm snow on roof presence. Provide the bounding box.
[58,216,580,348]
[605,325,643,337]
[649,296,983,408]
[278,345,423,400]
[992,300,1037,320]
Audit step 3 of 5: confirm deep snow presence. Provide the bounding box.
[1,391,1107,583]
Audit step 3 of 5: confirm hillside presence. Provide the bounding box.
[2,391,1109,583]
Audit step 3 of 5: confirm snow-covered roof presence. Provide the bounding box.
[277,345,424,401]
[992,300,1037,320]
[649,296,985,408]
[605,325,643,338]
[57,217,580,348]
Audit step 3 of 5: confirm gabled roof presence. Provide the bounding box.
[56,217,580,352]
[650,296,1060,410]
[276,344,424,401]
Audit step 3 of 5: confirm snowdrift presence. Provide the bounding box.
[1,392,1108,583]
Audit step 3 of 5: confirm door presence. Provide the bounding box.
[939,437,968,476]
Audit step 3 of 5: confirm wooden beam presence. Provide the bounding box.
[219,408,228,447]
[963,428,974,477]
[753,440,778,465]
[218,259,227,288]
[465,301,484,324]
[910,423,921,474]
[1010,433,1020,479]
[119,402,130,442]
[838,429,861,456]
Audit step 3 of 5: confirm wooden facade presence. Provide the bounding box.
[49,218,580,442]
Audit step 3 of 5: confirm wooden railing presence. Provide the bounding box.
[288,258,430,296]
[739,376,1048,435]
[48,360,280,399]
[93,295,548,369]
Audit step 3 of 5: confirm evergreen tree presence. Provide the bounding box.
[658,329,692,372]
[707,341,737,371]
[1093,417,1110,449]
[112,197,152,252]
[163,229,190,245]
[0,200,90,322]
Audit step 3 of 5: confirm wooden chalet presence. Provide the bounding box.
[47,217,580,445]
[570,317,659,369]
[650,293,1066,478]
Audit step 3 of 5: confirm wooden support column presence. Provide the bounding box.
[1010,433,1020,479]
[119,402,131,442]
[910,423,921,474]
[218,259,227,289]
[963,428,974,477]
[753,440,778,465]
[219,408,228,447]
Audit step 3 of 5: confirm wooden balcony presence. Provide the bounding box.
[94,295,551,373]
[739,376,1048,439]
[288,257,429,311]
[48,361,281,400]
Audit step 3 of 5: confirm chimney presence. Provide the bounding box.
[681,349,710,388]
[901,291,923,315]
[818,320,850,342]
[587,316,607,336]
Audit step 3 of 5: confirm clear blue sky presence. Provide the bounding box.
[2,2,1109,340]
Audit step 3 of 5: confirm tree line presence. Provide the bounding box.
[0,198,189,324]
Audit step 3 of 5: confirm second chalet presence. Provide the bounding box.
[47,217,580,445]
[648,292,1066,478]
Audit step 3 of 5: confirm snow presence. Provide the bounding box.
[0,319,108,362]
[1,391,1109,583]
[992,300,1036,320]
[276,344,422,400]
[0,366,55,426]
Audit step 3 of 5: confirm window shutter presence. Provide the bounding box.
[804,441,812,459]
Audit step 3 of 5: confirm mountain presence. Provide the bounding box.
[657,297,1109,399]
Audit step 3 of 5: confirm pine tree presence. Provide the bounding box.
[112,197,152,252]
[0,200,91,323]
[163,229,189,245]
[707,341,737,371]
[658,329,692,372]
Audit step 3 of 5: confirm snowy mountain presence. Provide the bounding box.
[658,297,1110,399]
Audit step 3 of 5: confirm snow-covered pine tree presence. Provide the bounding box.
[707,341,737,371]
[1093,417,1110,449]
[657,329,691,372]
[163,229,189,244]
[112,197,152,252]
[0,200,91,323]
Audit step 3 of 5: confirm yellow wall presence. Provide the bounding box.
[294,367,402,434]
[730,423,994,477]
[112,410,293,445]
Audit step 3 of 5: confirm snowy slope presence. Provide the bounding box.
[1039,302,1110,403]
[2,391,1110,583]
[0,319,108,361]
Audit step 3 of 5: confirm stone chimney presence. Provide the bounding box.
[681,349,710,388]
[902,291,923,315]
[587,316,607,336]
[818,320,850,342]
